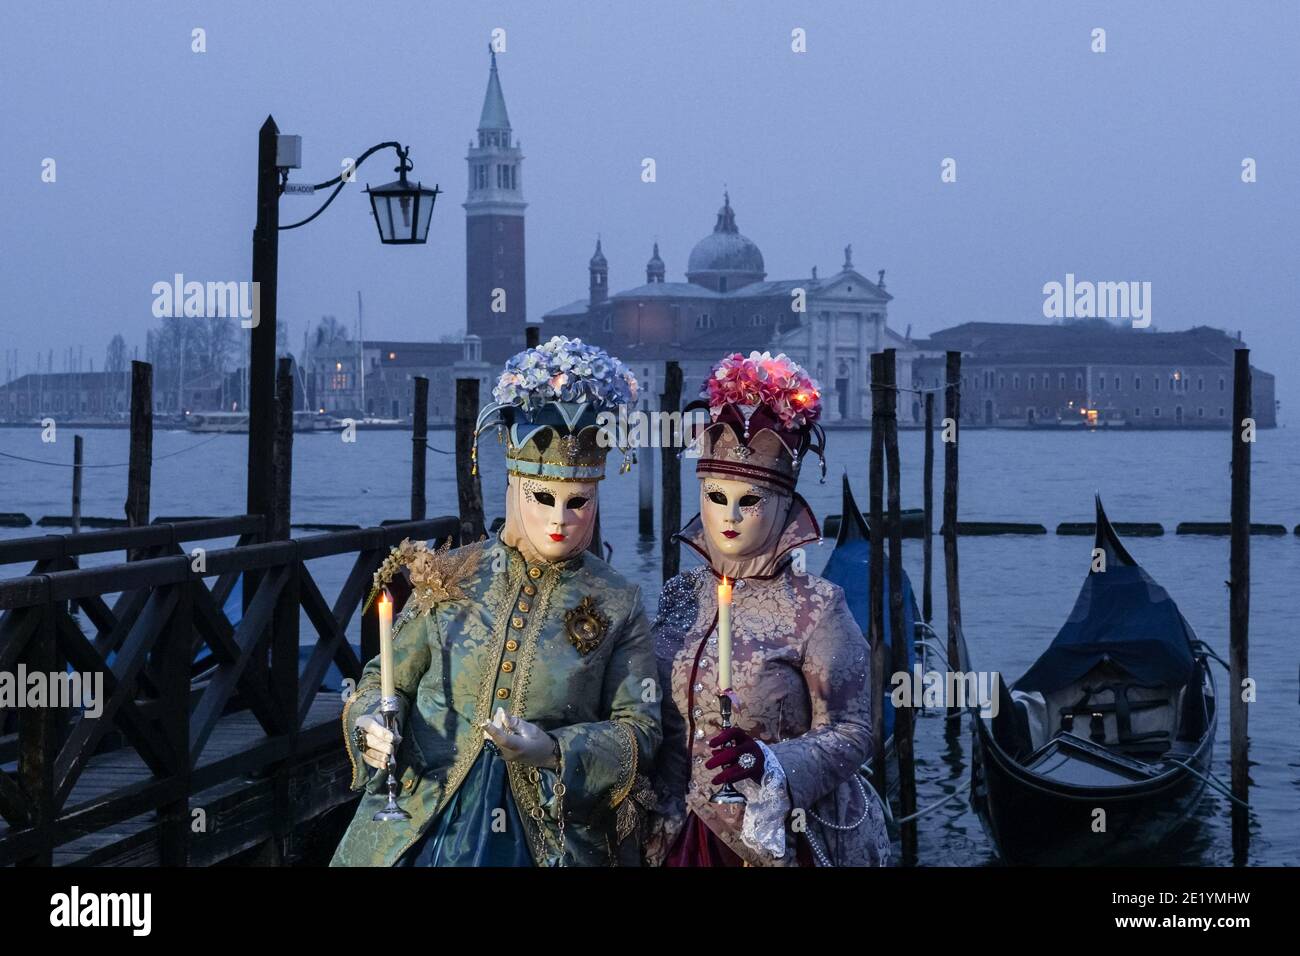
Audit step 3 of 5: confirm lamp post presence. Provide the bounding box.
[245,115,440,538]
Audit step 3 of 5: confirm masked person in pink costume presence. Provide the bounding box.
[646,351,890,867]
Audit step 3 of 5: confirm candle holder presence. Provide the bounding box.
[710,692,747,805]
[372,695,411,821]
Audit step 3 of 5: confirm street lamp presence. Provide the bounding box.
[246,116,440,545]
[365,147,441,245]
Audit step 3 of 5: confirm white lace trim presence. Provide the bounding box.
[735,740,789,859]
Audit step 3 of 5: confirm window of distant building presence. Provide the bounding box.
[1154,407,1161,417]
[1075,374,1082,389]
[1013,374,1021,389]
[1154,376,1160,391]
[1042,406,1050,417]
[1028,375,1036,391]
[750,314,765,327]
[1097,376,1104,391]
[696,313,713,330]
[1134,407,1142,417]
[1198,376,1204,391]
[1114,375,1120,390]
[603,315,613,332]
[1219,376,1226,391]
[1218,407,1225,417]
[999,375,1006,389]
[1135,376,1141,391]
[1198,407,1205,418]
[1058,374,1066,390]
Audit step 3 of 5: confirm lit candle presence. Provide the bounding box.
[378,588,395,700]
[717,576,733,691]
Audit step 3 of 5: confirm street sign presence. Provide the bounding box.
[283,183,316,195]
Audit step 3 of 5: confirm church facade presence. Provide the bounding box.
[541,195,915,423]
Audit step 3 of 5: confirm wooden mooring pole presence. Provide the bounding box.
[271,357,294,541]
[71,434,83,535]
[868,352,887,789]
[1229,348,1251,859]
[639,431,655,536]
[660,361,683,583]
[125,360,152,561]
[943,351,963,723]
[454,378,486,543]
[411,375,428,521]
[922,391,934,624]
[883,349,918,862]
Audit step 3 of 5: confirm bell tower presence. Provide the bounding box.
[465,47,527,362]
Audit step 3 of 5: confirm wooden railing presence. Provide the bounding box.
[0,515,457,865]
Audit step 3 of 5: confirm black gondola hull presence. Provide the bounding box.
[970,706,1215,865]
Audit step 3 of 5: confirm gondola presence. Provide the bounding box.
[821,475,920,805]
[960,496,1217,865]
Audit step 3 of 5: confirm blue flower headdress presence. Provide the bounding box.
[474,336,639,481]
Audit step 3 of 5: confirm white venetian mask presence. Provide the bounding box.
[699,477,789,559]
[505,474,599,562]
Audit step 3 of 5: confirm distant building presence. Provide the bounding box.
[0,371,131,420]
[541,195,914,423]
[912,322,1276,428]
[307,336,489,422]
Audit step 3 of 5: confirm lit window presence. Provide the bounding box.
[388,352,396,360]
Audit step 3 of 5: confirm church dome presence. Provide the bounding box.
[686,193,765,288]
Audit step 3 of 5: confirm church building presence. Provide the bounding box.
[541,194,915,423]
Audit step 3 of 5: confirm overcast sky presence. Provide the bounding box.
[2,1,1297,415]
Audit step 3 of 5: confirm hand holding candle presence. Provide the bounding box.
[378,588,395,700]
[717,575,733,691]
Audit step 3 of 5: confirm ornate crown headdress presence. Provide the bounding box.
[474,336,639,482]
[685,351,826,494]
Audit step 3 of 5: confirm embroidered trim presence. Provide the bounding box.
[433,549,523,818]
[505,564,562,863]
[610,721,639,808]
[340,683,368,789]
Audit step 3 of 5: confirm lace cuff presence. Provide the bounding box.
[735,740,790,860]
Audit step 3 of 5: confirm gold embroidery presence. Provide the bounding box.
[431,548,523,820]
[340,682,371,789]
[610,721,638,808]
[505,564,562,864]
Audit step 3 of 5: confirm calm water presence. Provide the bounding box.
[2,424,1297,865]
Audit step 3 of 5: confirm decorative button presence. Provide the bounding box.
[694,728,704,739]
[505,639,519,652]
[501,661,515,673]
[528,567,542,579]
[497,688,511,699]
[518,600,530,613]
[700,658,710,668]
[692,707,703,718]
[523,584,537,596]
[736,579,747,589]
[511,616,524,629]
[693,682,703,693]
[708,636,717,645]
[403,777,415,793]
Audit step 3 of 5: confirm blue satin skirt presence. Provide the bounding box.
[398,741,534,867]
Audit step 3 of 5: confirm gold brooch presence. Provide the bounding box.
[564,596,610,655]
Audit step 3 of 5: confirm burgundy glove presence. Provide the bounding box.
[705,727,765,785]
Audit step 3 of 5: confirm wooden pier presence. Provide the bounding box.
[0,514,457,866]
